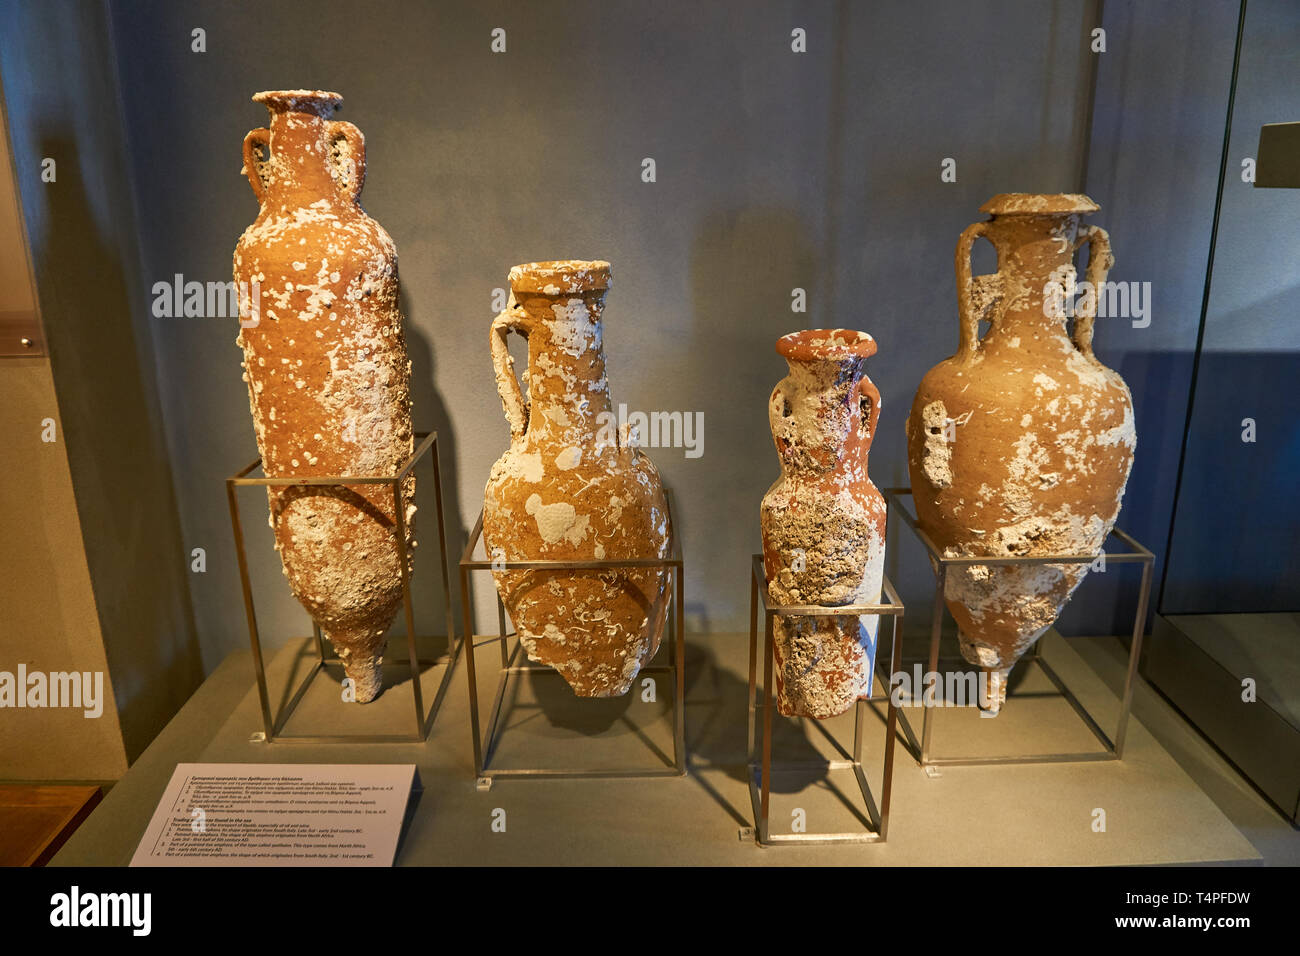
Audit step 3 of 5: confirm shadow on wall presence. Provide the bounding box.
[402,285,466,645]
[674,206,819,636]
[1159,345,1300,614]
[883,343,1200,646]
[34,132,202,761]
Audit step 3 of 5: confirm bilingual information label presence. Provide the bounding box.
[130,763,415,867]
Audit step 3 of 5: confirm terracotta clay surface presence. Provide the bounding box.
[761,330,886,719]
[483,260,671,698]
[233,90,414,703]
[906,193,1136,712]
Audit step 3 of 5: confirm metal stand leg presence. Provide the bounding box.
[759,611,775,844]
[885,488,1156,768]
[461,495,687,782]
[920,567,945,766]
[392,479,425,738]
[229,431,458,744]
[673,562,687,775]
[1115,559,1153,758]
[462,560,483,774]
[746,555,902,847]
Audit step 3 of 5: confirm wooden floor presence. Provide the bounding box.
[0,785,102,866]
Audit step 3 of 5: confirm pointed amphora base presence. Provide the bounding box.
[329,632,386,703]
[979,665,1013,716]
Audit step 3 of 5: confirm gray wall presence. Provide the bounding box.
[1162,0,1300,613]
[0,0,202,763]
[1061,0,1240,632]
[103,0,1126,666]
[0,87,130,780]
[6,0,1252,711]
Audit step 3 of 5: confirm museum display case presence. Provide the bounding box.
[1142,1,1300,825]
[0,0,1295,896]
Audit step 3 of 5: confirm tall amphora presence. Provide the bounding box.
[482,261,671,698]
[906,194,1136,712]
[233,90,415,703]
[761,330,886,719]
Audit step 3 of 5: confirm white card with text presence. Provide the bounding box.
[130,763,416,866]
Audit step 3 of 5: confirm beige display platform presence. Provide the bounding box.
[51,629,1270,866]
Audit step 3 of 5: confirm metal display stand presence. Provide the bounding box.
[226,431,460,744]
[885,487,1155,768]
[459,495,685,784]
[747,555,904,846]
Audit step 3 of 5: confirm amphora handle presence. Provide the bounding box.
[490,306,531,440]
